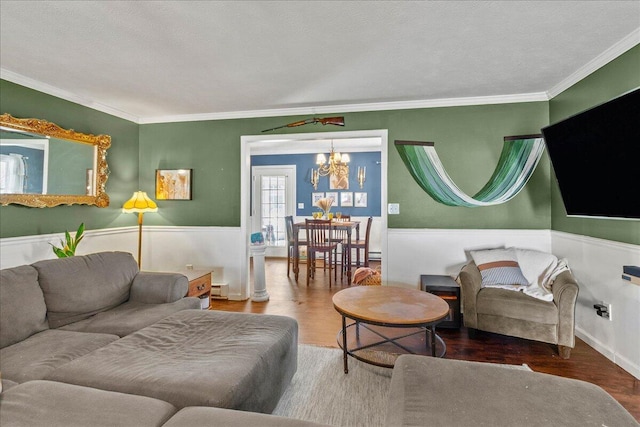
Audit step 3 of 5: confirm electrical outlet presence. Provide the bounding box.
[388,203,400,214]
[298,203,304,209]
[594,301,613,321]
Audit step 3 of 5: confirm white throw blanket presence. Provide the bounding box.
[521,257,570,301]
[482,249,570,301]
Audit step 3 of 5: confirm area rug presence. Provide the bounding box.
[273,345,532,427]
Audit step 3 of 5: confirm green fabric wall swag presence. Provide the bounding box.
[395,135,545,207]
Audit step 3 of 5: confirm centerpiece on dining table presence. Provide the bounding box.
[315,197,333,219]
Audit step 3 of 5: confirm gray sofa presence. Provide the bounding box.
[1,252,200,383]
[2,356,637,427]
[0,251,299,415]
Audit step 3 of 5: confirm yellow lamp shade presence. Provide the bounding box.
[122,191,158,213]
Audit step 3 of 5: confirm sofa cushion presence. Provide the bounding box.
[477,288,558,324]
[385,355,639,427]
[0,329,118,383]
[470,248,529,287]
[33,252,139,328]
[0,380,177,427]
[0,265,49,349]
[59,298,201,337]
[164,407,329,427]
[46,310,298,412]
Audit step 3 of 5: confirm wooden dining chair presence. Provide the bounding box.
[332,215,351,283]
[285,216,306,278]
[347,216,373,268]
[305,219,340,287]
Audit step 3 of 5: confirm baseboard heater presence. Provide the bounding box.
[368,251,382,261]
[211,282,229,300]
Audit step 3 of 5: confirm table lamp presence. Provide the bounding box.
[122,191,158,268]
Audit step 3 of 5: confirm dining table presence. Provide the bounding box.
[292,220,360,283]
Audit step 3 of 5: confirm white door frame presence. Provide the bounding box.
[251,165,296,257]
[240,129,388,300]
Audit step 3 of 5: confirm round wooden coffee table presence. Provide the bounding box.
[332,285,449,373]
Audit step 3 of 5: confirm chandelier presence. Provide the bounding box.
[311,140,350,189]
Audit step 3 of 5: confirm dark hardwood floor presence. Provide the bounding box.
[211,257,640,421]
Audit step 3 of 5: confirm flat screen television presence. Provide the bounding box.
[541,88,640,220]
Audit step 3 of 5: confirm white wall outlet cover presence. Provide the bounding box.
[388,203,400,214]
[298,203,304,209]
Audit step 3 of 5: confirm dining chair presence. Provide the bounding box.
[347,216,373,268]
[285,216,306,278]
[332,215,351,283]
[305,219,340,287]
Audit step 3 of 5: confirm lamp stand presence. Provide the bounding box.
[137,212,144,268]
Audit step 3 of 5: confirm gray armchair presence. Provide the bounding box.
[459,261,579,359]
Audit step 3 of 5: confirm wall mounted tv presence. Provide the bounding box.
[541,88,639,220]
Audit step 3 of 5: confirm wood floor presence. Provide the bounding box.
[211,257,640,421]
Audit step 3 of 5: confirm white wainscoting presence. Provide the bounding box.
[0,226,246,300]
[385,228,552,288]
[3,226,638,377]
[551,231,640,379]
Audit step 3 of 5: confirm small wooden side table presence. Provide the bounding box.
[179,269,212,309]
[420,275,461,329]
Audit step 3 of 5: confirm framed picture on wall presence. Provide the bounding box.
[340,192,353,207]
[325,192,338,206]
[312,192,325,205]
[354,192,367,207]
[330,168,349,190]
[156,169,192,200]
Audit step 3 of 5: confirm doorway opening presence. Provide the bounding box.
[240,129,388,300]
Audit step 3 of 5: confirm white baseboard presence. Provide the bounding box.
[576,327,639,379]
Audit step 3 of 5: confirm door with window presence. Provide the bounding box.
[251,166,296,257]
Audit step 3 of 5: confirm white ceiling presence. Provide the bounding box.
[1,1,639,124]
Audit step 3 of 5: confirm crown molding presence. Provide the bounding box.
[546,28,640,100]
[138,92,549,124]
[3,26,638,125]
[0,69,140,123]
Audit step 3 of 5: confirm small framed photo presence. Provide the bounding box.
[340,192,353,207]
[354,192,367,207]
[312,192,325,205]
[156,169,192,200]
[325,192,338,205]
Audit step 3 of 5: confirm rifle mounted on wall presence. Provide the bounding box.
[261,116,345,132]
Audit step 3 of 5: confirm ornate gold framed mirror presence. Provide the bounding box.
[0,114,111,207]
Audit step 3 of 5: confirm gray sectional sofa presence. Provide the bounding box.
[0,252,299,421]
[1,252,637,426]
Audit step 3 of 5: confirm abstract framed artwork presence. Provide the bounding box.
[354,192,367,207]
[325,192,338,205]
[340,192,353,207]
[312,192,325,205]
[155,169,192,200]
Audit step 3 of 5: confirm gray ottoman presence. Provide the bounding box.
[46,309,298,412]
[0,380,177,427]
[385,355,638,427]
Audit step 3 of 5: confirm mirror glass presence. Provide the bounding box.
[0,114,110,207]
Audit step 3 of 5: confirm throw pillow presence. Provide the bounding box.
[470,248,529,287]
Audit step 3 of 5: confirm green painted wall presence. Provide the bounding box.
[140,102,550,229]
[0,80,140,238]
[549,46,640,245]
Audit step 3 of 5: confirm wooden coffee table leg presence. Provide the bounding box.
[342,315,349,374]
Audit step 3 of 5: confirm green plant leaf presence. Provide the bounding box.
[50,244,68,258]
